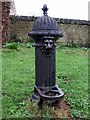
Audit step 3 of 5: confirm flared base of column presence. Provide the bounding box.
[31,85,64,105]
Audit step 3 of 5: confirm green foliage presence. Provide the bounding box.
[3,42,34,51]
[56,41,90,48]
[3,42,19,50]
[25,102,51,119]
[56,42,79,48]
[26,42,33,48]
[2,45,89,118]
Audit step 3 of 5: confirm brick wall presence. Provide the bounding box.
[1,1,11,43]
[7,15,90,47]
[0,1,2,48]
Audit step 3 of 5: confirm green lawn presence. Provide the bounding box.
[2,44,89,119]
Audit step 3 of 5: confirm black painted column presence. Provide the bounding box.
[35,41,56,87]
[28,4,64,102]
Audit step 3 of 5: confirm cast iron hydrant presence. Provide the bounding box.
[28,4,64,104]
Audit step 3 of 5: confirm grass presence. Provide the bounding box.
[2,44,89,119]
[56,46,89,118]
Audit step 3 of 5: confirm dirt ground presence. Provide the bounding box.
[35,96,72,119]
[29,95,73,119]
[51,97,71,119]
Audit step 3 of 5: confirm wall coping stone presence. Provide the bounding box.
[9,15,90,25]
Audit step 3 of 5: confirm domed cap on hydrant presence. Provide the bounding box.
[28,4,63,40]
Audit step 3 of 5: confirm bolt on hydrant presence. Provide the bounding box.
[28,4,64,105]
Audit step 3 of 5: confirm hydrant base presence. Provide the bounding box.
[31,85,64,103]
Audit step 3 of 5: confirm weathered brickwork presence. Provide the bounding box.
[7,15,90,47]
[0,1,2,48]
[1,2,11,43]
[0,1,16,44]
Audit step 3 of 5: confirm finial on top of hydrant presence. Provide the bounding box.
[42,4,48,15]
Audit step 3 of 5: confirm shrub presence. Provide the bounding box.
[3,42,19,50]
